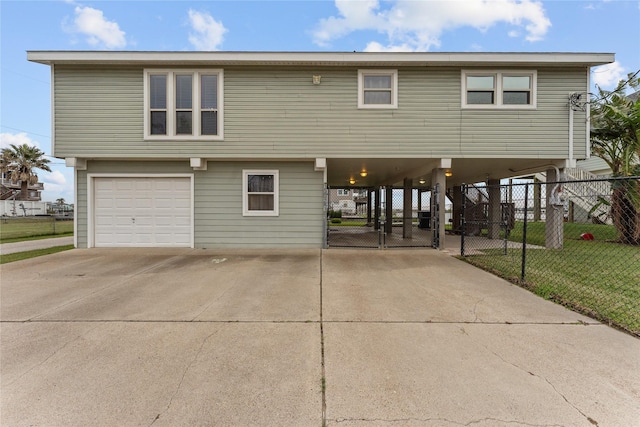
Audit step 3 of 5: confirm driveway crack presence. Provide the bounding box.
[463,332,598,426]
[471,297,485,323]
[149,328,221,426]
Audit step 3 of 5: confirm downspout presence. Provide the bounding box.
[586,67,591,159]
[568,91,587,167]
[569,98,574,164]
[548,165,564,247]
[323,167,328,249]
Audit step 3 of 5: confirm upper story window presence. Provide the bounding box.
[337,189,350,196]
[144,69,223,140]
[243,170,279,217]
[462,70,536,109]
[358,69,398,109]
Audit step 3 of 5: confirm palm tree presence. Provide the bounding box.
[55,197,66,213]
[590,72,640,244]
[0,143,51,201]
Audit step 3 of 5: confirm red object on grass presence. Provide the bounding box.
[580,233,594,240]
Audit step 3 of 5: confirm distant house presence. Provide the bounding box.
[329,189,357,215]
[28,51,613,249]
[1,173,44,201]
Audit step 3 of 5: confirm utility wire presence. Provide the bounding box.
[0,125,51,140]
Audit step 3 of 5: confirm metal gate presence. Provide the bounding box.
[431,183,440,248]
[327,186,433,248]
[460,183,514,256]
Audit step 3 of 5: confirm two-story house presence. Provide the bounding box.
[28,51,613,249]
[1,173,45,201]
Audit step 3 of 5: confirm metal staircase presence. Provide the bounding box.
[1,184,16,200]
[457,184,515,235]
[534,167,612,224]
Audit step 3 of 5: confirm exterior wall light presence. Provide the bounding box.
[360,170,367,177]
[349,177,356,185]
[312,75,322,85]
[419,178,426,184]
[445,170,453,177]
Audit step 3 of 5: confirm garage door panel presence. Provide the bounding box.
[134,199,154,209]
[115,180,135,191]
[94,177,192,248]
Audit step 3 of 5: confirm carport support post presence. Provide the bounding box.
[545,167,564,249]
[385,186,393,235]
[533,177,542,221]
[452,186,462,232]
[431,168,447,250]
[374,187,381,231]
[403,178,413,238]
[487,179,501,239]
[367,188,373,224]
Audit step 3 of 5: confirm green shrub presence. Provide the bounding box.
[329,209,342,219]
[330,218,342,224]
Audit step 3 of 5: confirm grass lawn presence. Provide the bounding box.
[463,222,640,336]
[0,217,73,243]
[0,245,75,264]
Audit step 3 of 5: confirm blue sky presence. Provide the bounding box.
[1,0,638,203]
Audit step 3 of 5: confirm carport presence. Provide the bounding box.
[320,157,572,250]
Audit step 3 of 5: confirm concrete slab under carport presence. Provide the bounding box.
[1,248,639,427]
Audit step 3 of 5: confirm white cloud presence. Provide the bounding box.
[592,61,627,89]
[70,6,126,49]
[313,0,551,51]
[0,132,41,150]
[43,170,67,186]
[187,9,227,51]
[364,41,415,52]
[41,168,75,203]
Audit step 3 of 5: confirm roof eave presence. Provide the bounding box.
[26,51,615,67]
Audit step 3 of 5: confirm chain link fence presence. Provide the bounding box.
[460,177,640,336]
[327,187,434,248]
[0,216,74,242]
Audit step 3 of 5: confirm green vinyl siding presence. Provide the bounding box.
[195,161,324,248]
[75,160,323,248]
[53,65,588,160]
[460,68,588,159]
[54,66,143,157]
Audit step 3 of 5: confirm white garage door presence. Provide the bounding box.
[93,177,192,247]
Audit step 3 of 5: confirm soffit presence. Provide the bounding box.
[27,51,615,67]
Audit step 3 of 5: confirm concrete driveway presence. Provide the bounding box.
[1,248,639,426]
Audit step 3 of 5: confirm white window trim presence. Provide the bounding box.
[242,170,279,217]
[461,70,537,109]
[143,69,224,140]
[358,69,398,109]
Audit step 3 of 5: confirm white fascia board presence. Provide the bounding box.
[27,51,615,67]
